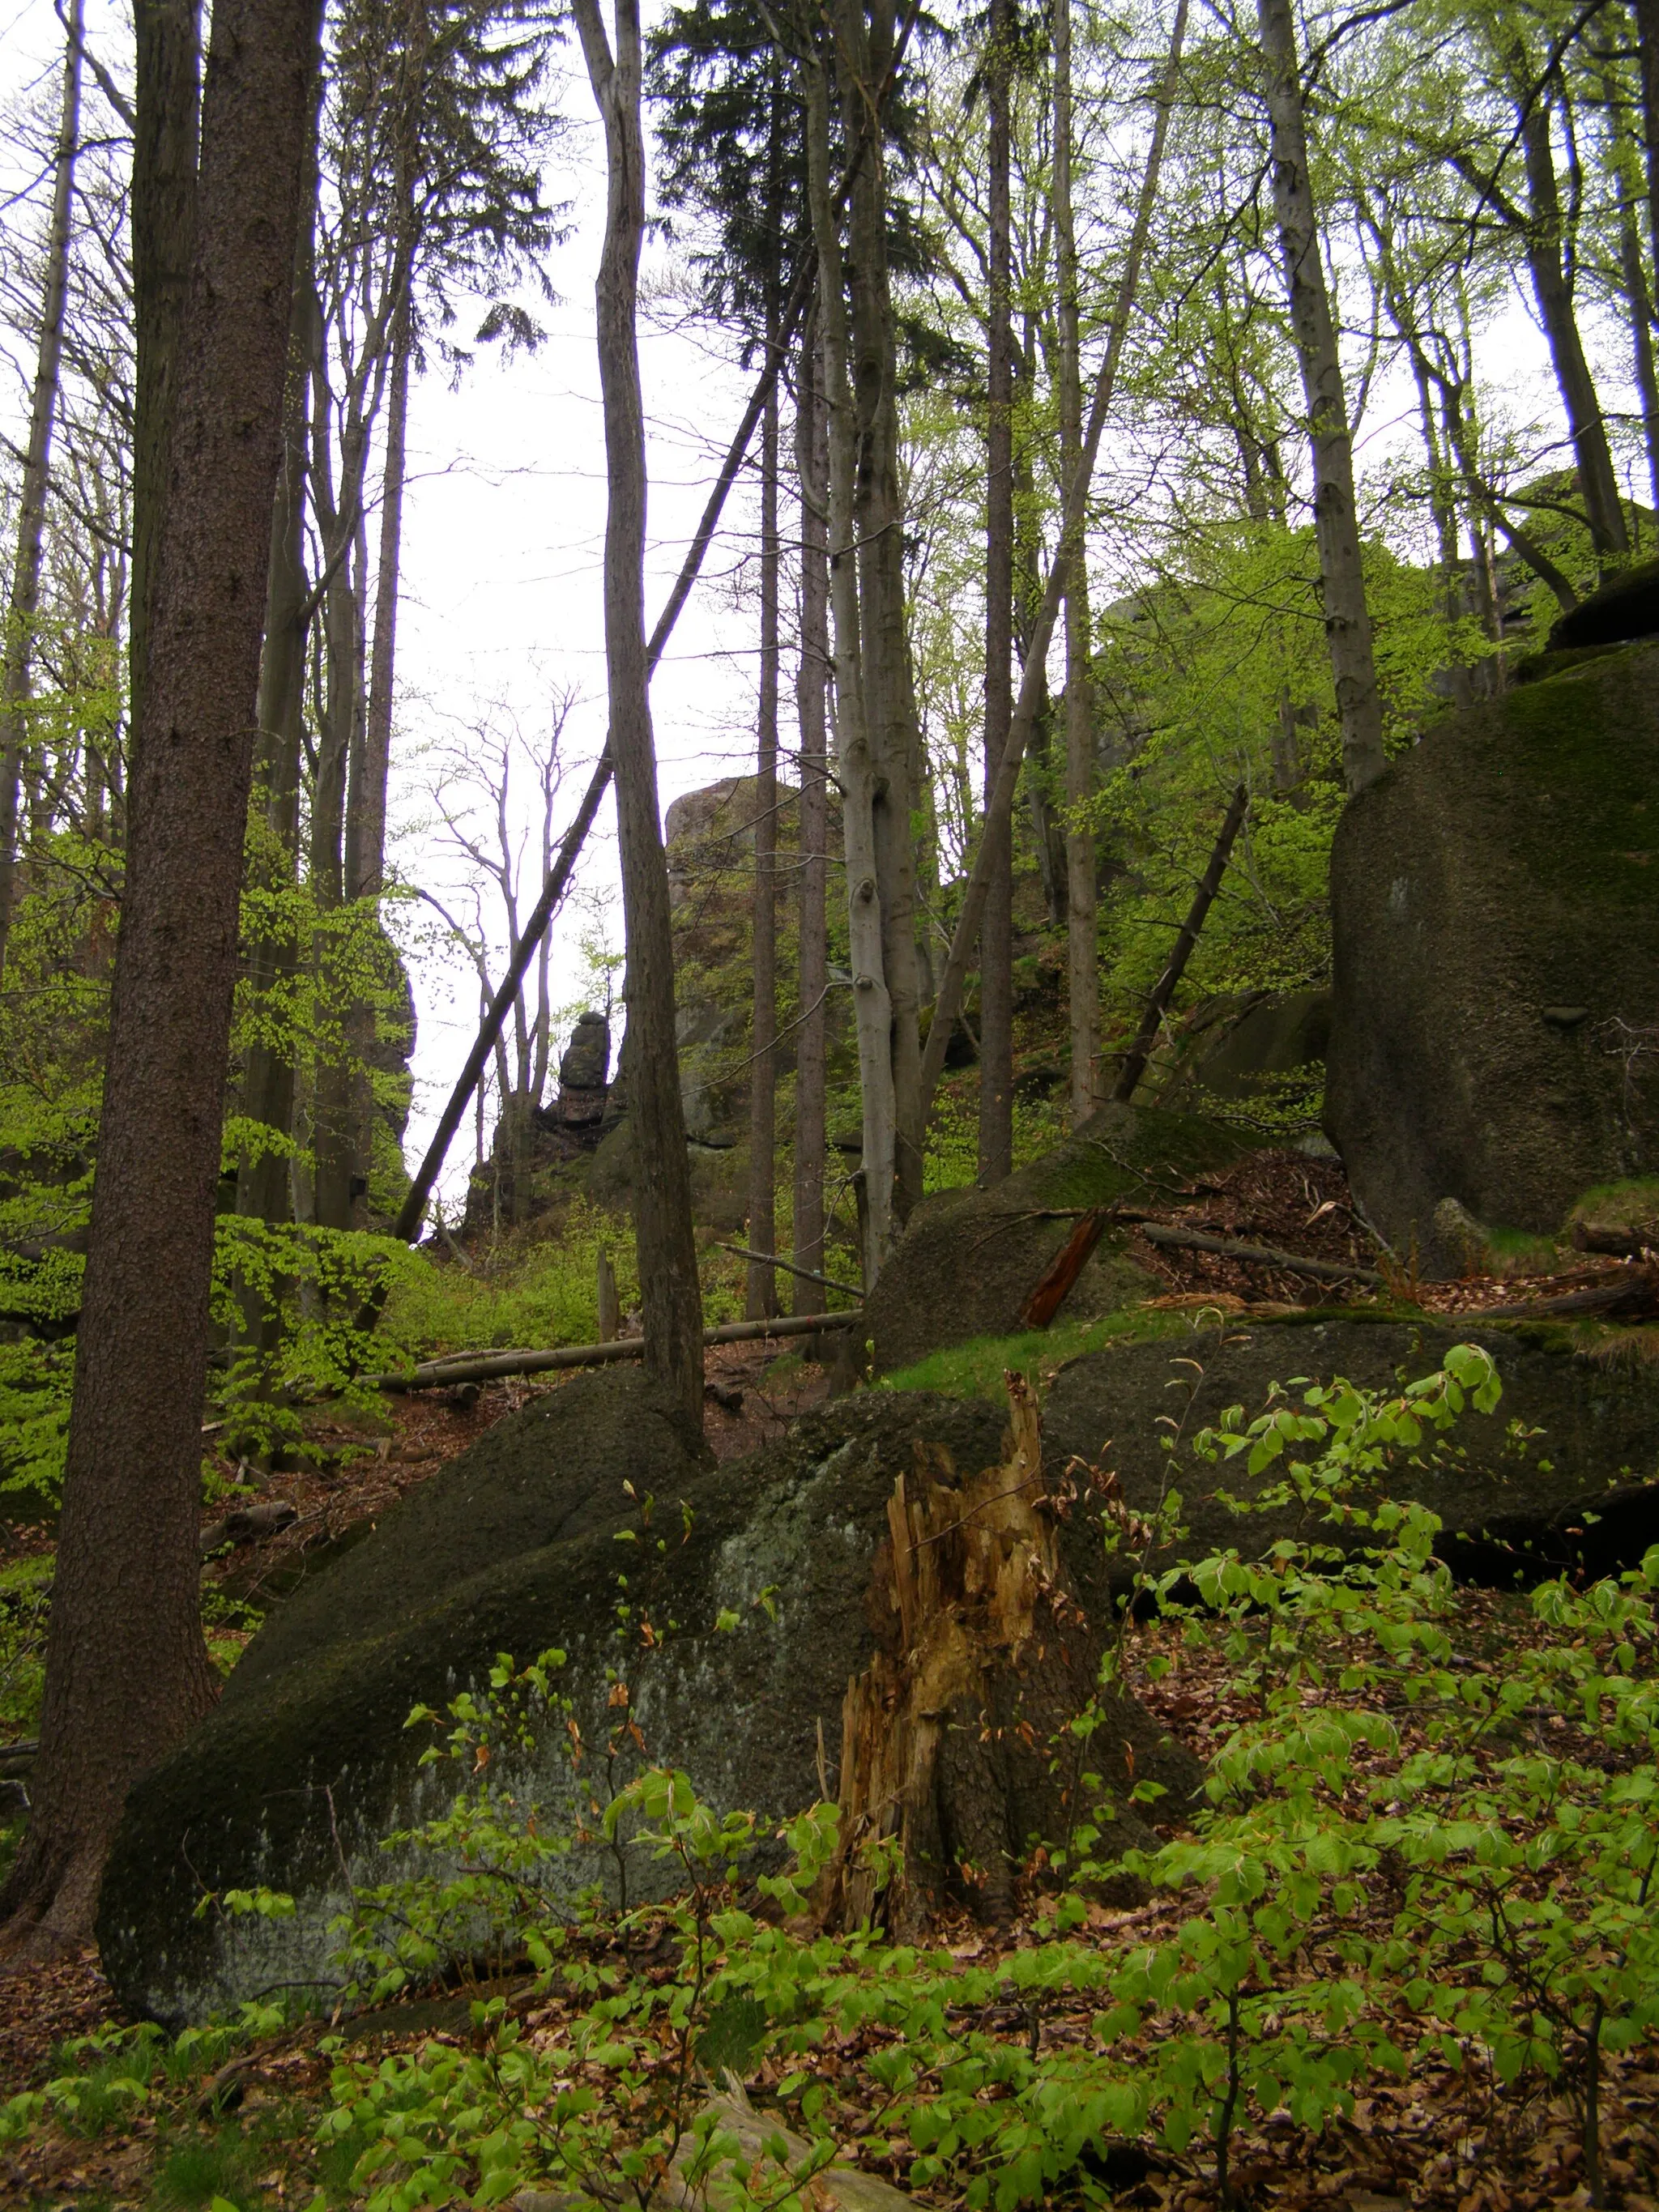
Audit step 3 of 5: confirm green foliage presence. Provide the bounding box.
[878,1301,1199,1401]
[0,1550,52,1737]
[382,1195,642,1356]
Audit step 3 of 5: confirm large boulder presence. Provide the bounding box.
[1042,1315,1659,1588]
[863,1102,1257,1375]
[98,1375,1200,2027]
[1324,641,1659,1268]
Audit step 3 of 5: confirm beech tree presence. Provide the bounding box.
[0,0,322,1952]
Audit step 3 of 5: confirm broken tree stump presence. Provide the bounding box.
[817,1377,1175,1939]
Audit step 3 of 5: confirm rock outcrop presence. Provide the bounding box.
[98,1375,1199,2026]
[862,1102,1256,1375]
[1042,1316,1659,1589]
[1324,641,1659,1268]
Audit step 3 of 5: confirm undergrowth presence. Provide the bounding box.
[10,1346,1659,2211]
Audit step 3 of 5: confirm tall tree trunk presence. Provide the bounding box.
[1,0,320,1955]
[1637,0,1659,282]
[0,0,84,979]
[978,0,1015,1185]
[573,0,704,1421]
[235,211,315,1248]
[1518,93,1629,564]
[130,0,201,747]
[840,0,923,1228]
[348,283,410,903]
[804,45,894,1285]
[1256,0,1385,797]
[746,347,780,1321]
[1055,0,1096,1128]
[792,322,829,1318]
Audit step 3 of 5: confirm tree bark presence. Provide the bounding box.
[978,0,1016,1187]
[1637,0,1659,286]
[838,0,924,1229]
[130,0,202,747]
[747,315,781,1320]
[235,184,317,1254]
[1,0,320,1955]
[1256,0,1385,797]
[792,321,830,1319]
[0,0,84,979]
[347,285,410,905]
[1054,0,1097,1129]
[573,0,704,1422]
[804,41,895,1286]
[1518,92,1629,564]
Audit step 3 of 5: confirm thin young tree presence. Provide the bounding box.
[978,0,1016,1184]
[1255,0,1385,796]
[0,0,85,979]
[572,0,705,1421]
[1054,0,1097,1127]
[1,0,322,1953]
[792,317,830,1312]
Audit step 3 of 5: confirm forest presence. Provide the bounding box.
[2,0,1659,2206]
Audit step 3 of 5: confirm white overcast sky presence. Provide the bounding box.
[0,0,773,1212]
[0,0,1626,1215]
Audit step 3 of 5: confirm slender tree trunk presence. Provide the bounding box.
[1256,0,1385,797]
[978,0,1015,1185]
[348,285,410,902]
[0,0,84,979]
[1,0,320,1955]
[915,0,1190,1129]
[804,46,894,1285]
[746,337,780,1321]
[792,323,830,1317]
[1518,94,1629,563]
[235,201,316,1247]
[1055,0,1097,1129]
[839,0,923,1228]
[573,0,703,1420]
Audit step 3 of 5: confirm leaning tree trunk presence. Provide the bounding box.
[347,285,409,906]
[815,1378,1185,1937]
[573,0,704,1421]
[977,0,1016,1187]
[792,321,830,1318]
[1055,0,1098,1129]
[0,0,320,1955]
[746,314,781,1320]
[0,0,83,980]
[1256,0,1386,798]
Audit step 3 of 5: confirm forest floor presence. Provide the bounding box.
[5,1581,1657,2210]
[6,1157,1659,2205]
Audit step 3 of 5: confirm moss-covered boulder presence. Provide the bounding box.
[863,1102,1257,1375]
[97,1375,1200,2027]
[1324,641,1659,1269]
[1042,1315,1659,1588]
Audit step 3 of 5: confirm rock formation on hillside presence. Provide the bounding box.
[98,1374,1201,2024]
[861,1100,1254,1375]
[1324,639,1659,1270]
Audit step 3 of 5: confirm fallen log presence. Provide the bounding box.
[373,1309,859,1392]
[714,1241,864,1298]
[1475,1264,1659,1323]
[1139,1223,1384,1285]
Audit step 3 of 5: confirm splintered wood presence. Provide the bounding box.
[819,1375,1083,1937]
